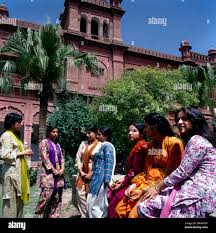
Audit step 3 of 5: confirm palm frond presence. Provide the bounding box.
[0,74,13,93]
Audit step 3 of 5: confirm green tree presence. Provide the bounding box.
[180,64,216,117]
[48,96,93,187]
[89,67,199,164]
[0,25,99,141]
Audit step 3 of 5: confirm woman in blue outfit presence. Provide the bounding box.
[87,127,116,218]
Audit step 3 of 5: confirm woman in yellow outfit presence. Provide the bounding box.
[115,113,184,218]
[0,113,33,218]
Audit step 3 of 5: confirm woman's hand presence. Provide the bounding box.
[125,183,137,197]
[59,168,64,176]
[53,169,60,176]
[17,149,33,157]
[84,172,92,180]
[112,182,122,191]
[24,149,33,156]
[80,171,87,178]
[141,186,159,201]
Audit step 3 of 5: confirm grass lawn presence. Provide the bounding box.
[23,186,40,218]
[0,185,40,218]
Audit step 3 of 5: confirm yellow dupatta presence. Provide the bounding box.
[7,130,30,205]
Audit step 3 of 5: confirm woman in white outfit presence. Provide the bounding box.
[75,125,101,218]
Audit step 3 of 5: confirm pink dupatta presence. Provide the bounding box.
[160,185,181,218]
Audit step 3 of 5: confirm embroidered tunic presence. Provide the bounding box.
[0,131,22,199]
[37,139,65,189]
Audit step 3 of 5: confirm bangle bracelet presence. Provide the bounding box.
[155,186,160,193]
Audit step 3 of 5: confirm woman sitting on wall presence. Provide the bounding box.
[108,123,148,218]
[138,107,216,218]
[115,113,184,218]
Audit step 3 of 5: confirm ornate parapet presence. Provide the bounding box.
[128,46,182,62]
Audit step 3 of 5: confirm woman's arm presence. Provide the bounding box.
[75,141,86,176]
[121,147,146,187]
[0,133,17,164]
[142,136,207,201]
[104,144,115,186]
[59,146,65,175]
[164,135,206,187]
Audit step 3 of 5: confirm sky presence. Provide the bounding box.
[3,0,216,56]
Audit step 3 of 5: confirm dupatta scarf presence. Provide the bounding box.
[7,130,30,205]
[47,139,63,191]
[76,139,99,194]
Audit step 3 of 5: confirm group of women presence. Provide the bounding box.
[1,106,216,218]
[74,107,216,218]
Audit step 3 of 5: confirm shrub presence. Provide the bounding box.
[48,96,93,186]
[29,168,37,186]
[64,155,77,188]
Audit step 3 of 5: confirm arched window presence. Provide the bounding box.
[91,19,99,39]
[103,21,109,38]
[80,16,87,33]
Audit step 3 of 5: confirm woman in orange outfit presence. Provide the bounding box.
[115,113,184,218]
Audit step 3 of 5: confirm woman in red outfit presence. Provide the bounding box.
[108,123,147,218]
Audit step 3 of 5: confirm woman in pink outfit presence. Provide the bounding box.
[138,107,216,218]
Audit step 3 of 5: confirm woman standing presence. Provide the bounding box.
[115,113,184,218]
[75,125,101,218]
[87,127,116,218]
[0,112,33,218]
[108,123,148,218]
[138,107,216,218]
[35,126,64,218]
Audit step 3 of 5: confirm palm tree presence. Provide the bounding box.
[180,63,216,117]
[0,25,100,141]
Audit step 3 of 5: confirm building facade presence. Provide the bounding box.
[0,0,215,160]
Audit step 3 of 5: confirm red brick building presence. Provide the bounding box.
[0,0,215,160]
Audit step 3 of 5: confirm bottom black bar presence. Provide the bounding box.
[0,218,215,232]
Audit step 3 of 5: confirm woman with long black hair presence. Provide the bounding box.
[0,112,33,217]
[138,107,216,218]
[115,113,184,218]
[35,125,64,218]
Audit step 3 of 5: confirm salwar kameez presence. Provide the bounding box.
[35,188,63,218]
[138,135,216,218]
[75,140,101,218]
[2,179,23,218]
[35,139,65,218]
[87,142,116,218]
[108,139,147,218]
[115,136,184,218]
[0,131,30,218]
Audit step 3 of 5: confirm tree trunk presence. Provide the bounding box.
[38,91,49,142]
